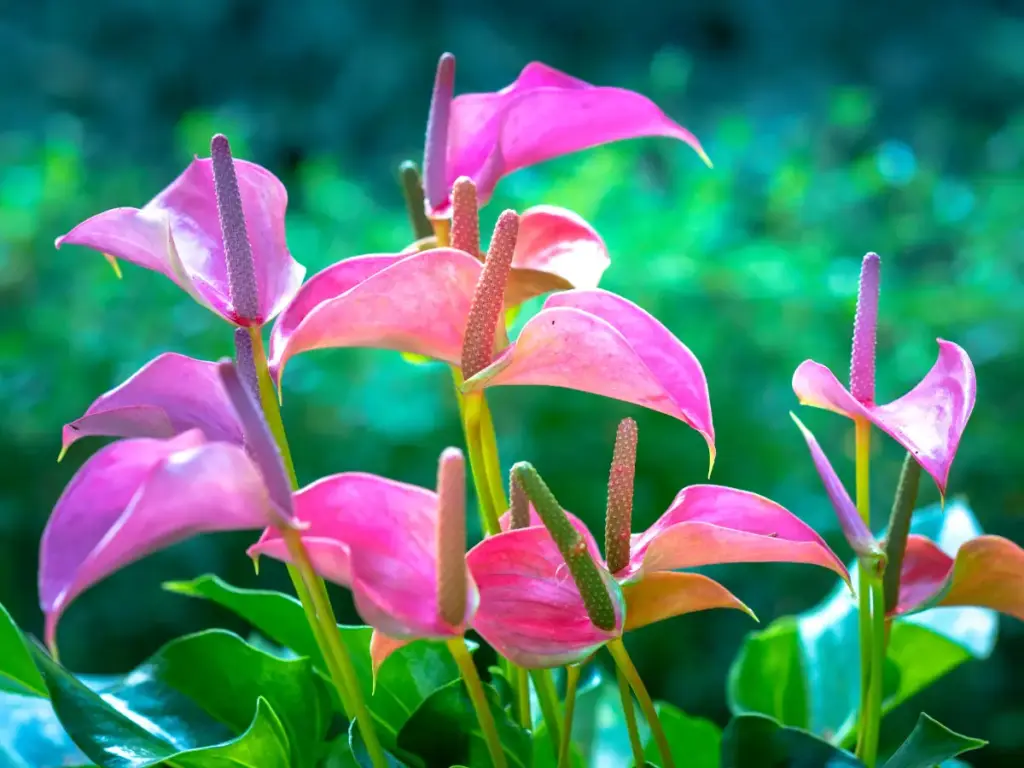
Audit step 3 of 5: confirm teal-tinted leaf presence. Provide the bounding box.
[0,603,45,697]
[398,679,530,768]
[643,702,720,768]
[883,713,986,768]
[727,502,995,745]
[0,689,90,766]
[28,640,293,767]
[720,714,864,768]
[726,617,808,728]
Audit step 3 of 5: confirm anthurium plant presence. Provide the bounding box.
[2,52,1018,768]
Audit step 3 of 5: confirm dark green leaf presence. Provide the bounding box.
[373,640,464,733]
[720,714,864,768]
[643,702,720,768]
[0,603,45,697]
[173,698,291,768]
[28,630,329,767]
[727,502,995,745]
[398,679,530,768]
[883,713,986,768]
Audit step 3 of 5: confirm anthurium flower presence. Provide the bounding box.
[270,192,714,459]
[420,53,710,217]
[39,429,286,650]
[465,422,848,668]
[60,353,242,458]
[270,181,612,378]
[402,175,610,306]
[792,253,977,494]
[892,533,1024,622]
[55,135,304,327]
[248,448,479,642]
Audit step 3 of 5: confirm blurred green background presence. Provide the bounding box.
[2,0,1022,763]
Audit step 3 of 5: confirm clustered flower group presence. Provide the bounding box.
[44,53,1024,768]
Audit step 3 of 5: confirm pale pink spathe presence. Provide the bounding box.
[61,353,243,456]
[249,472,478,639]
[40,430,275,648]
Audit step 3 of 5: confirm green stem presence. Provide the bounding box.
[608,639,673,768]
[860,575,887,767]
[248,328,386,768]
[460,388,502,536]
[855,567,872,753]
[616,666,645,767]
[558,665,581,768]
[283,529,385,766]
[853,417,872,758]
[530,669,562,759]
[516,667,531,729]
[448,637,507,768]
[477,396,508,513]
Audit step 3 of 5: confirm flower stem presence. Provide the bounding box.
[616,666,645,767]
[859,574,887,767]
[608,638,673,768]
[516,667,531,728]
[478,396,508,513]
[448,637,507,768]
[282,528,386,767]
[459,387,502,537]
[853,416,874,763]
[559,665,581,768]
[530,669,562,759]
[247,328,386,768]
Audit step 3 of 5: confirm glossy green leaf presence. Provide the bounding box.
[0,603,45,697]
[164,574,326,663]
[883,713,986,768]
[397,679,530,768]
[643,702,720,768]
[727,502,995,745]
[166,575,467,753]
[720,714,864,767]
[29,639,294,767]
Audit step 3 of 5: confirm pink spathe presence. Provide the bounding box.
[56,156,304,327]
[793,339,976,495]
[430,61,709,216]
